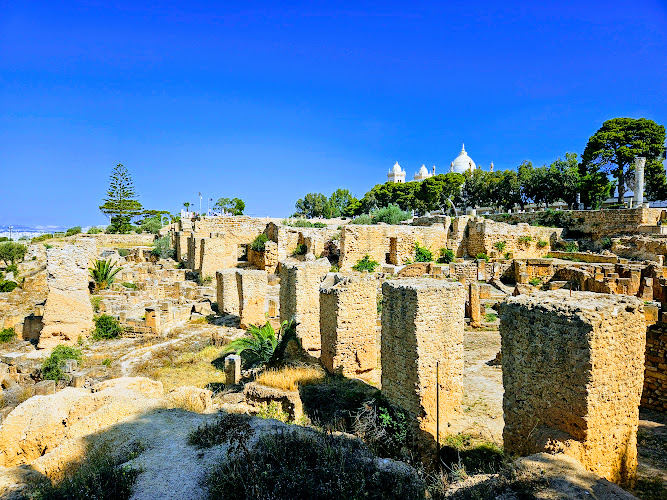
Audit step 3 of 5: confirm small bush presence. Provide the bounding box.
[349,214,373,225]
[250,234,268,252]
[484,312,498,323]
[0,281,18,292]
[121,282,138,290]
[0,327,16,343]
[87,227,102,234]
[353,396,415,460]
[117,248,130,257]
[92,314,123,340]
[42,345,82,381]
[476,253,490,262]
[283,219,326,228]
[414,242,433,262]
[313,222,327,228]
[257,401,290,422]
[188,412,253,449]
[329,264,339,272]
[152,235,174,259]
[564,241,578,253]
[5,263,18,275]
[440,433,507,475]
[32,233,54,243]
[518,235,533,244]
[493,241,506,252]
[89,259,121,291]
[371,204,412,225]
[537,239,548,248]
[294,244,308,256]
[224,319,298,369]
[65,226,82,237]
[438,248,455,264]
[352,255,379,272]
[204,429,425,500]
[601,237,612,250]
[528,277,541,286]
[90,296,102,312]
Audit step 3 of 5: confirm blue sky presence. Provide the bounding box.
[1,1,666,226]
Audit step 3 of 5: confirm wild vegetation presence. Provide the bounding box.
[352,254,379,272]
[41,345,83,381]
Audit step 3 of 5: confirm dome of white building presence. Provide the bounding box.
[390,161,403,174]
[450,144,476,173]
[418,164,429,176]
[387,161,406,183]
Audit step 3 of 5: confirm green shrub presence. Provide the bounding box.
[476,253,490,262]
[294,244,308,256]
[257,401,290,422]
[65,226,82,237]
[224,319,298,369]
[353,395,415,460]
[250,234,268,252]
[92,315,123,340]
[0,242,27,265]
[32,233,54,243]
[90,296,102,313]
[117,248,130,257]
[601,237,612,250]
[5,263,18,275]
[139,215,164,234]
[564,241,578,253]
[122,282,138,290]
[152,235,174,259]
[370,204,412,225]
[329,264,339,272]
[414,242,433,262]
[537,239,548,248]
[188,413,253,449]
[348,214,373,225]
[0,281,18,292]
[352,255,379,272]
[438,247,455,264]
[89,259,121,291]
[528,277,541,286]
[87,227,102,234]
[312,222,327,228]
[0,327,16,343]
[493,241,507,252]
[204,430,424,500]
[518,235,533,244]
[42,345,82,381]
[440,433,508,475]
[484,312,498,323]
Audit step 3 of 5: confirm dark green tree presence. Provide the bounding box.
[214,197,245,215]
[581,118,666,204]
[99,163,143,233]
[294,193,329,218]
[328,189,356,218]
[548,153,581,208]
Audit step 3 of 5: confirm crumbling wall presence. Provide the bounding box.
[467,219,562,259]
[381,278,465,438]
[216,269,240,316]
[279,259,330,354]
[319,274,377,377]
[642,323,667,413]
[236,270,268,328]
[500,291,645,486]
[39,243,95,348]
[200,237,237,278]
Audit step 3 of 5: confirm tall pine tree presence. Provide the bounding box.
[99,163,143,233]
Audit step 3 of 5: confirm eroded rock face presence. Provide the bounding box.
[0,379,166,469]
[39,243,95,349]
[166,386,213,413]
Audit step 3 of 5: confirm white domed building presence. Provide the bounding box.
[414,164,435,181]
[450,144,476,173]
[387,161,406,183]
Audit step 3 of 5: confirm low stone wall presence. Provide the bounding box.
[467,219,562,259]
[642,323,667,413]
[612,235,667,264]
[488,207,663,238]
[91,233,156,248]
[548,251,618,263]
[500,291,646,486]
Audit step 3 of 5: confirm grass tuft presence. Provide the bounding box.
[255,365,325,392]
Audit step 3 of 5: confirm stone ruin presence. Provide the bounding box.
[500,291,646,485]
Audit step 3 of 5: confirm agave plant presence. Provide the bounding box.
[224,319,298,369]
[89,258,121,291]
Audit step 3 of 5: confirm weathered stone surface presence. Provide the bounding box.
[243,382,303,420]
[500,291,645,486]
[381,278,465,438]
[216,269,240,316]
[166,386,213,413]
[224,354,241,385]
[236,269,268,328]
[279,259,330,354]
[91,376,164,398]
[34,380,55,396]
[320,273,377,377]
[39,244,95,349]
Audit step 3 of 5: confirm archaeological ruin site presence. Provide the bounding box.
[1,201,667,499]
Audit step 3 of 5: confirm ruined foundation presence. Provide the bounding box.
[216,269,240,316]
[236,269,268,328]
[319,273,377,377]
[500,291,646,486]
[381,278,465,438]
[279,259,330,354]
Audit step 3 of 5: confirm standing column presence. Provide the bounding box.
[635,157,646,206]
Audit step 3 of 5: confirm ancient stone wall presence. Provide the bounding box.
[488,207,663,238]
[467,219,562,259]
[319,274,377,377]
[236,270,268,328]
[88,233,156,248]
[500,291,646,485]
[339,225,448,271]
[199,237,236,278]
[279,259,330,354]
[216,269,240,316]
[642,323,667,413]
[612,235,667,264]
[39,243,95,348]
[381,279,465,438]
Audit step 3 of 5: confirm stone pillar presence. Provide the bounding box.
[216,269,240,316]
[499,291,645,486]
[224,354,242,385]
[381,279,465,438]
[39,244,95,349]
[635,157,646,206]
[279,259,330,354]
[145,307,161,333]
[468,282,481,327]
[236,270,268,329]
[320,274,377,377]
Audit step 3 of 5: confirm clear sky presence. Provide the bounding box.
[1,1,666,227]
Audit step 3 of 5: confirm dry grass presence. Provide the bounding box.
[142,344,227,392]
[255,365,326,392]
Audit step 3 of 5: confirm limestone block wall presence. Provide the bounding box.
[488,207,663,238]
[236,270,268,328]
[320,274,377,377]
[174,231,191,262]
[467,219,562,259]
[90,233,156,248]
[500,291,646,485]
[216,269,240,316]
[642,323,667,413]
[248,241,280,273]
[339,225,448,271]
[612,235,667,264]
[381,278,465,438]
[200,237,237,278]
[39,244,95,348]
[279,259,330,353]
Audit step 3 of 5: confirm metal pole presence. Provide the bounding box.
[436,360,440,467]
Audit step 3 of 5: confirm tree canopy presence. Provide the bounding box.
[99,163,143,233]
[581,118,666,204]
[215,197,245,215]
